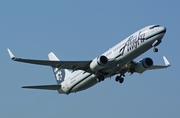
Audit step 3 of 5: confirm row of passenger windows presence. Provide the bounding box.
[113,44,125,52]
[105,44,125,56]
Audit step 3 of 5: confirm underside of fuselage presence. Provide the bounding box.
[69,73,98,93]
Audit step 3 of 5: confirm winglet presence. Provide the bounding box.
[7,48,15,59]
[48,52,59,61]
[163,56,171,67]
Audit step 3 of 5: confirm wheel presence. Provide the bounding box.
[98,75,104,82]
[153,48,158,52]
[119,77,124,83]
[115,76,120,82]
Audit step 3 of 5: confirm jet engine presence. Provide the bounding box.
[90,55,108,71]
[135,57,153,73]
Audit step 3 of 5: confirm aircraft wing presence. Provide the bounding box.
[147,56,171,70]
[120,56,170,75]
[7,49,92,72]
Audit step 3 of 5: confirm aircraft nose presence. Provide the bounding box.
[156,26,167,34]
[162,26,167,33]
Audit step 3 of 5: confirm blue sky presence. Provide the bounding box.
[1,0,179,118]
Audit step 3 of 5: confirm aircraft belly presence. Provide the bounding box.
[69,74,98,93]
[72,76,98,92]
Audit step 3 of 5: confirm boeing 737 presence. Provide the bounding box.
[7,24,170,95]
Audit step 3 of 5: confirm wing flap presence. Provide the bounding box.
[148,65,169,70]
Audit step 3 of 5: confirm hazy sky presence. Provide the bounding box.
[1,1,179,118]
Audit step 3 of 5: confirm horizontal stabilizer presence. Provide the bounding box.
[22,85,61,90]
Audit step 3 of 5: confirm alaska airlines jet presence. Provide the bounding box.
[7,24,170,95]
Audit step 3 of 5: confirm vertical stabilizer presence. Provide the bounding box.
[48,52,71,84]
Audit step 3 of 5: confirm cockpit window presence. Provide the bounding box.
[150,25,160,29]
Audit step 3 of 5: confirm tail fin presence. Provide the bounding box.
[48,52,71,84]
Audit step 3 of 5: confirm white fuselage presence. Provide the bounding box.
[60,25,166,94]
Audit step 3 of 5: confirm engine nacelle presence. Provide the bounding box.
[90,55,108,71]
[135,57,153,73]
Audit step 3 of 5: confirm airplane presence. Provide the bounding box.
[7,24,170,95]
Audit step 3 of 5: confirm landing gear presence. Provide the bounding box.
[152,39,161,53]
[97,75,105,82]
[153,47,158,52]
[115,76,124,83]
[119,77,124,83]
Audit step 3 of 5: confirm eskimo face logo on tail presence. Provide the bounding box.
[56,71,62,81]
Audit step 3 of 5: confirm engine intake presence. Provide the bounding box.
[90,55,108,71]
[135,57,153,73]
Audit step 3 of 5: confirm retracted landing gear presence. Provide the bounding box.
[115,75,124,84]
[97,75,105,82]
[153,47,158,52]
